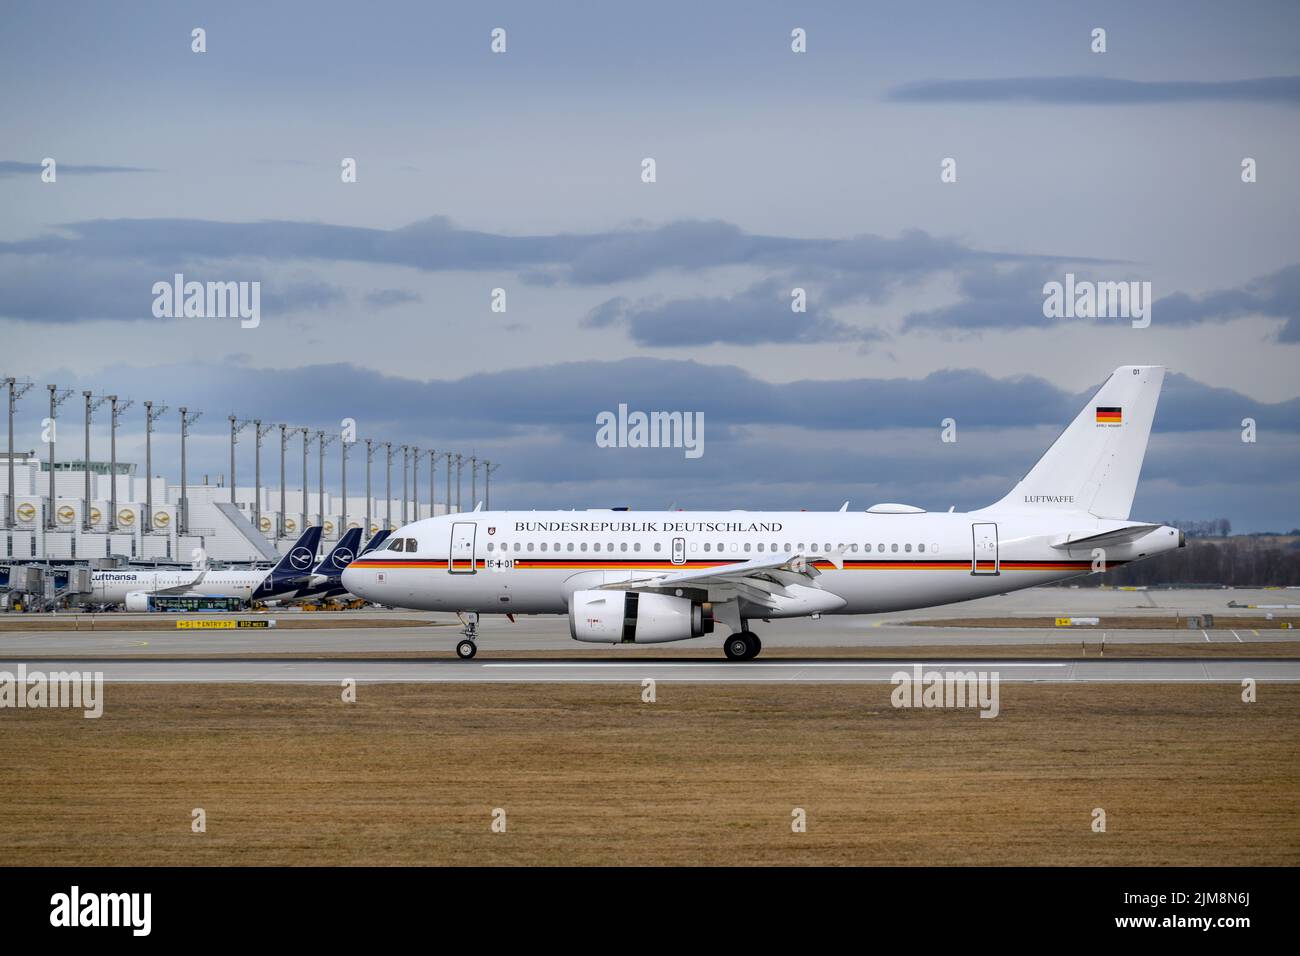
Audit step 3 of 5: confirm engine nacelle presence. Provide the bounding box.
[124,591,152,612]
[569,589,713,644]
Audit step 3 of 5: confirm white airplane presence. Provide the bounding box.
[89,526,323,609]
[342,366,1185,660]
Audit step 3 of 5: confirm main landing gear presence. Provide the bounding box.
[723,631,762,661]
[455,612,479,660]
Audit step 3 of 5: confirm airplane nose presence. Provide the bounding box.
[341,565,369,598]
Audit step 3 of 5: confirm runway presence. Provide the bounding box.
[2,656,1296,682]
[0,589,1295,666]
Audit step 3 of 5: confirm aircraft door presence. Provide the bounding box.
[671,537,686,565]
[449,521,478,574]
[971,522,999,575]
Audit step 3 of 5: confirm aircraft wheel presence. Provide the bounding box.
[456,639,478,660]
[724,632,759,661]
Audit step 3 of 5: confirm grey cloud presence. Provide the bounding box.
[583,280,885,348]
[0,216,1058,290]
[0,255,346,323]
[0,160,158,177]
[70,357,1300,441]
[903,262,1300,336]
[363,288,422,308]
[888,75,1300,106]
[1154,265,1300,339]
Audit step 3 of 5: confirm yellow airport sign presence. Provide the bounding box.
[176,620,274,629]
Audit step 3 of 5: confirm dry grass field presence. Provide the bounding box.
[2,682,1297,866]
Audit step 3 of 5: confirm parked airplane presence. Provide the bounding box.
[89,526,324,609]
[274,527,363,604]
[343,366,1185,660]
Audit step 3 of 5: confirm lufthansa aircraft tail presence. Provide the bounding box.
[313,527,363,580]
[984,365,1164,520]
[252,524,324,600]
[359,529,391,556]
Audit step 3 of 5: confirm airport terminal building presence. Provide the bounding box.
[1,451,450,566]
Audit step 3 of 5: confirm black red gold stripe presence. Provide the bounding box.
[350,557,1113,572]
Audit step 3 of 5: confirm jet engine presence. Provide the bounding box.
[124,591,153,612]
[569,589,714,644]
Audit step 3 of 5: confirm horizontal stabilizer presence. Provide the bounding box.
[1050,524,1161,550]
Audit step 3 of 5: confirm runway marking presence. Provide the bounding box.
[1202,630,1210,642]
[1231,630,1242,643]
[482,662,1071,669]
[63,677,1300,684]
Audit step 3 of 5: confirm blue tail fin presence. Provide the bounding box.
[252,525,323,600]
[316,527,363,575]
[359,529,391,556]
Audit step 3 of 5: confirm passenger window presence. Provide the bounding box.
[580,542,588,551]
[567,543,574,551]
[633,543,641,552]
[704,543,711,552]
[744,544,751,552]
[653,543,661,552]
[877,544,885,552]
[757,543,764,552]
[891,543,899,552]
[527,543,535,552]
[905,543,912,552]
[917,543,925,553]
[486,542,494,551]
[620,543,628,552]
[810,543,819,552]
[540,542,548,552]
[784,543,792,552]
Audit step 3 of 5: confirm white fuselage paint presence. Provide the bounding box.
[342,510,1183,617]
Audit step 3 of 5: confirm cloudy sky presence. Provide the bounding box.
[2,0,1298,530]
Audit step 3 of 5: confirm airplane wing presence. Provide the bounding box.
[151,570,208,595]
[596,550,843,611]
[1050,524,1162,550]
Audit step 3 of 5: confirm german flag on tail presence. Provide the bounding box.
[1095,406,1122,424]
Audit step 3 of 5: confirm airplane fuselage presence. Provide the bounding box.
[345,509,1182,616]
[89,569,269,604]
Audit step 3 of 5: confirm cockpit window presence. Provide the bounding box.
[387,538,405,552]
[405,538,418,552]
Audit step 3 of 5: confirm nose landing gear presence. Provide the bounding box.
[455,611,479,660]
